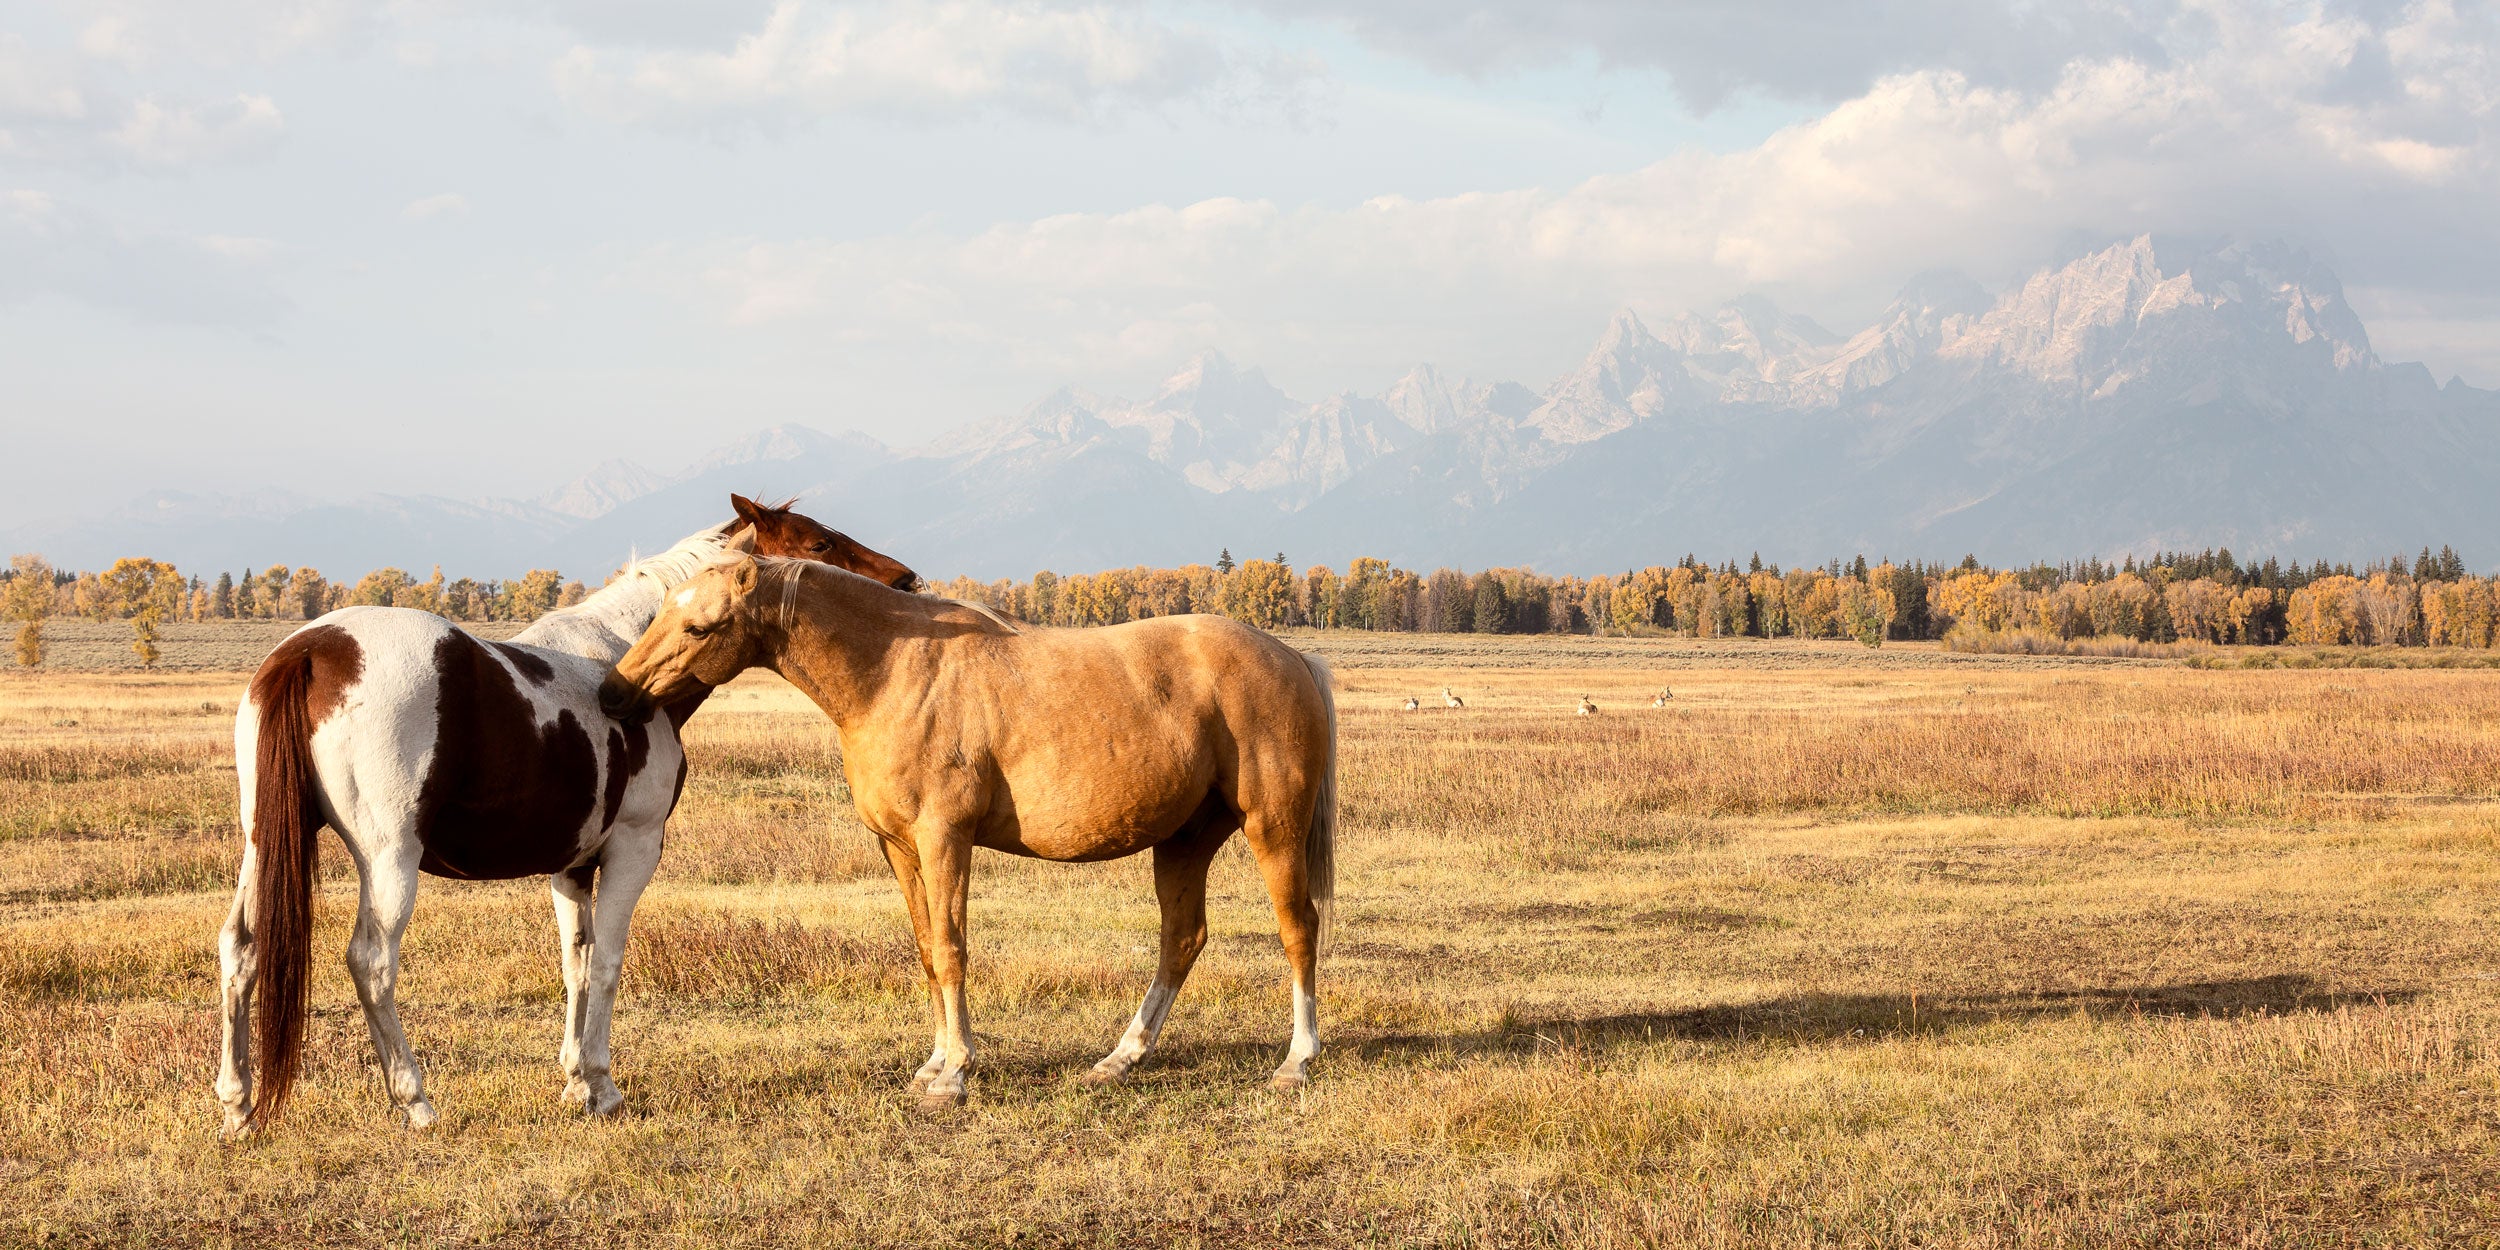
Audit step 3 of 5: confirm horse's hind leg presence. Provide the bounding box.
[1241,805,1322,1092]
[215,843,260,1137]
[1084,810,1235,1085]
[342,838,437,1129]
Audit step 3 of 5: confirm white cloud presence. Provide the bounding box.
[551,0,1325,126]
[109,92,284,164]
[643,1,2500,391]
[401,191,471,221]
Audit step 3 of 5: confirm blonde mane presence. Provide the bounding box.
[748,556,1021,635]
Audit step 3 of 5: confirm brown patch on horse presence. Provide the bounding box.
[600,719,651,832]
[734,493,919,590]
[415,632,600,880]
[248,624,364,730]
[490,642,557,686]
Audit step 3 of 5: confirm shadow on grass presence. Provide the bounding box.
[1092,974,2424,1080]
[1426,974,2419,1055]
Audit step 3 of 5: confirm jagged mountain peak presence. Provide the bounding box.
[1945,233,2377,383]
[538,458,664,520]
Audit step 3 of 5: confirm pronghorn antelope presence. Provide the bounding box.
[1651,688,1673,707]
[1402,696,1420,711]
[1577,695,1597,716]
[601,556,1339,1108]
[217,505,915,1136]
[1443,687,1464,709]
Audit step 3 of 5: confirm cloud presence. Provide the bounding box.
[550,0,1325,127]
[109,92,284,164]
[401,191,471,221]
[0,189,287,326]
[642,0,2500,390]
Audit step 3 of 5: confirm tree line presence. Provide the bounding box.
[927,545,2493,648]
[4,543,2489,670]
[2,556,588,668]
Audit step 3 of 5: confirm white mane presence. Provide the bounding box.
[511,522,739,660]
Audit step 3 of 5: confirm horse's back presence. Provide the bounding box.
[240,607,673,880]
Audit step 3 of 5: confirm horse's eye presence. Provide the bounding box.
[809,540,831,553]
[685,623,711,639]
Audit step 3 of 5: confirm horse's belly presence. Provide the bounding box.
[973,776,1211,863]
[975,821,1170,862]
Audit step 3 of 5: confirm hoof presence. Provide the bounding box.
[402,1099,440,1131]
[564,1078,623,1116]
[1076,1065,1124,1088]
[219,1113,256,1142]
[916,1089,967,1114]
[1267,1072,1309,1094]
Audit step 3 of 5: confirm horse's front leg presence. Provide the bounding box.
[550,864,597,1106]
[875,836,947,1095]
[569,830,662,1117]
[913,822,976,1111]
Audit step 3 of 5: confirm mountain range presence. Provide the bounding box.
[12,235,2498,581]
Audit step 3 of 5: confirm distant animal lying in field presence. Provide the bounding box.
[217,501,912,1137]
[1444,687,1465,709]
[1652,688,1673,706]
[600,555,1338,1108]
[1403,696,1420,711]
[1577,695,1597,716]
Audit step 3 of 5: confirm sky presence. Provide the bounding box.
[3,0,2497,527]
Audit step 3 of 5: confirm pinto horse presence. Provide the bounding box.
[600,556,1338,1108]
[218,507,914,1135]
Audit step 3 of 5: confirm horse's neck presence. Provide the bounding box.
[511,581,657,662]
[766,570,912,726]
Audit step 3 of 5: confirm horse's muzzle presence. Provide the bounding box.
[598,672,653,723]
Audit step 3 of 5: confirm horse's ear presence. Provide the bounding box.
[730,557,760,595]
[730,494,762,525]
[722,525,758,554]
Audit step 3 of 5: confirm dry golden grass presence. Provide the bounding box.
[4,634,2500,1246]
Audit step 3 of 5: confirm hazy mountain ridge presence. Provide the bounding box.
[14,235,2498,579]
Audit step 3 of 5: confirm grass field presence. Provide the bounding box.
[3,630,2498,1246]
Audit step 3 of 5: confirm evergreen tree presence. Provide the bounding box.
[1216,548,1235,574]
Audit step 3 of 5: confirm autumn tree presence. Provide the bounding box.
[6,554,56,668]
[294,568,330,620]
[503,569,565,620]
[352,567,413,608]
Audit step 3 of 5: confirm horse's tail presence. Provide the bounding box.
[243,643,327,1130]
[1299,651,1338,953]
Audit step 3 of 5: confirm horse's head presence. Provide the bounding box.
[732,494,918,591]
[600,555,768,722]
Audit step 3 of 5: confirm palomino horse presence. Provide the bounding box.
[599,557,1338,1107]
[218,506,916,1135]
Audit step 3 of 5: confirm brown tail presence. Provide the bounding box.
[1298,652,1338,952]
[244,647,326,1129]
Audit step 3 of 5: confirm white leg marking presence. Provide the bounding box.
[1088,978,1179,1083]
[1270,979,1321,1091]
